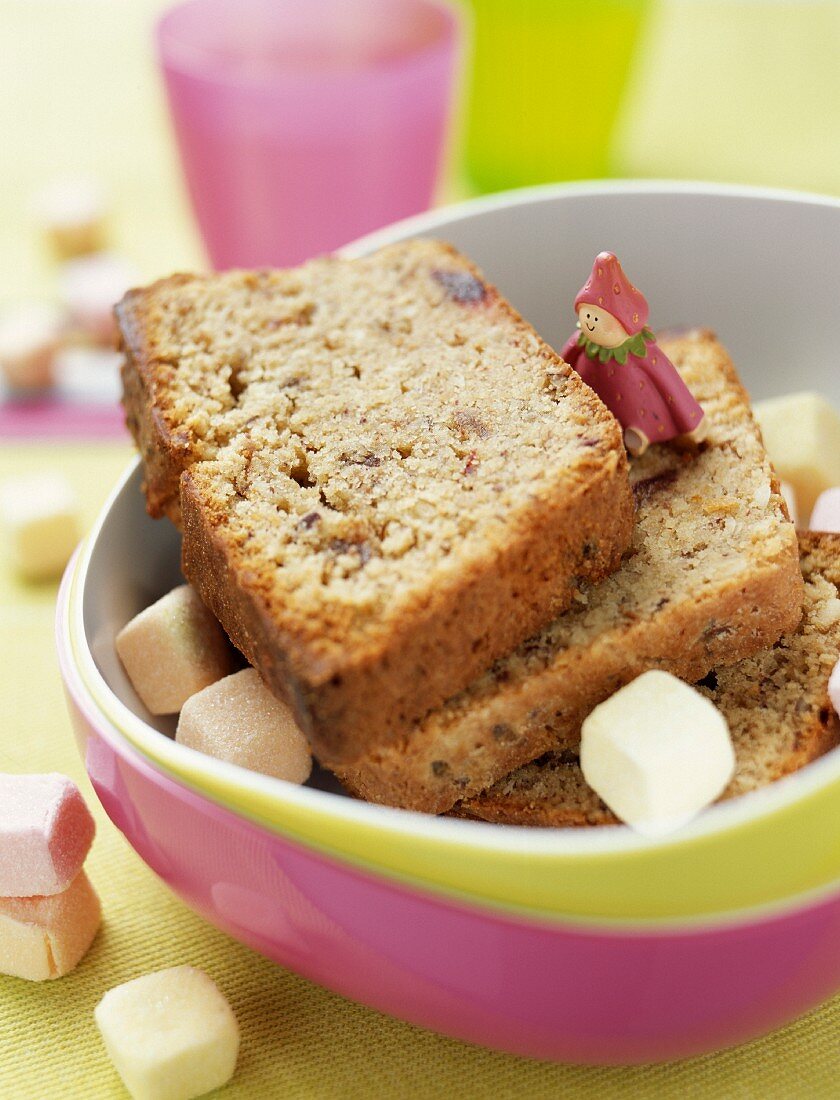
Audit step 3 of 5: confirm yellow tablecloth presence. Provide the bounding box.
[2,1,839,1093]
[1,440,839,1099]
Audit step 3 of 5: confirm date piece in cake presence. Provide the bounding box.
[336,331,805,812]
[117,240,634,765]
[456,532,840,826]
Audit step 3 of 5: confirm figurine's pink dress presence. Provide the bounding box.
[561,334,703,444]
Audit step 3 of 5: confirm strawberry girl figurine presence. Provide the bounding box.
[561,252,705,456]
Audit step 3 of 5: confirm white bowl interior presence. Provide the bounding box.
[348,182,840,403]
[79,182,840,855]
[83,466,347,794]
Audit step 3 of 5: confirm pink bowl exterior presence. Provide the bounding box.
[57,565,840,1064]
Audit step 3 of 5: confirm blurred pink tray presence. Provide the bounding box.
[0,398,125,439]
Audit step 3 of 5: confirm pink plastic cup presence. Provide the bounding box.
[157,0,460,269]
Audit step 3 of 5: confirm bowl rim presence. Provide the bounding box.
[340,176,840,260]
[62,544,840,933]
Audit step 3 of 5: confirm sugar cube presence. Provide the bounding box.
[116,585,234,715]
[753,392,840,518]
[33,176,107,259]
[95,966,239,1100]
[0,773,95,896]
[0,472,80,581]
[580,670,735,837]
[58,252,140,345]
[177,668,312,784]
[0,302,65,393]
[0,870,101,980]
[810,487,840,534]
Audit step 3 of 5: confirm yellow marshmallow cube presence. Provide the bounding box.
[33,176,108,259]
[0,472,80,581]
[95,966,239,1100]
[580,670,735,837]
[0,870,101,980]
[177,668,312,784]
[116,585,234,715]
[753,392,840,518]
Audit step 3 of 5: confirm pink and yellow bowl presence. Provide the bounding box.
[58,183,840,1062]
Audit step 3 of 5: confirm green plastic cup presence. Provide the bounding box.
[462,0,650,191]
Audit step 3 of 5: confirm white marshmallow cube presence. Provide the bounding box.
[33,176,107,259]
[116,585,234,715]
[95,966,239,1100]
[53,346,124,404]
[0,473,80,581]
[753,392,840,518]
[0,302,66,393]
[580,670,735,837]
[809,487,840,534]
[58,252,140,345]
[177,668,312,784]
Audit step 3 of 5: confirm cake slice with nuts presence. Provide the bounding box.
[455,532,840,826]
[118,240,634,765]
[336,330,805,811]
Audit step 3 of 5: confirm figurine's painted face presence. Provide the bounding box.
[577,304,628,349]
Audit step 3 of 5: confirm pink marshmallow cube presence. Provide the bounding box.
[0,773,95,897]
[809,487,840,534]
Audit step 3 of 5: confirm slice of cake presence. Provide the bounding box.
[335,331,805,812]
[456,532,840,826]
[117,240,633,765]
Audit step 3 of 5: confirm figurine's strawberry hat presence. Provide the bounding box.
[574,252,649,335]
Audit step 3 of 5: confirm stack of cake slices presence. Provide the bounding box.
[117,239,839,826]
